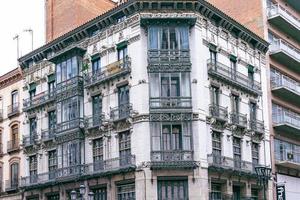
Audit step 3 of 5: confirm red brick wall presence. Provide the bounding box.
[45,0,115,42]
[208,0,265,37]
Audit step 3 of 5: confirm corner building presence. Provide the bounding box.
[18,0,271,199]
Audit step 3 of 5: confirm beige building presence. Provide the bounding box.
[0,68,25,200]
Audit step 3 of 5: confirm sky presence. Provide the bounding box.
[0,0,45,75]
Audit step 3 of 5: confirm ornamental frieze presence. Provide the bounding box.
[150,113,192,122]
[55,130,84,144]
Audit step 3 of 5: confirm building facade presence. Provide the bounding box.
[0,68,25,200]
[19,0,270,199]
[209,0,300,199]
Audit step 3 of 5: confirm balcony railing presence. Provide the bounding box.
[56,118,84,133]
[249,119,264,133]
[21,155,136,188]
[151,150,193,162]
[56,76,84,96]
[209,193,258,200]
[273,109,300,129]
[7,140,20,153]
[269,39,300,63]
[85,56,131,87]
[275,149,300,165]
[207,60,261,95]
[23,91,56,110]
[209,104,228,121]
[41,128,56,141]
[148,49,190,64]
[23,133,38,147]
[207,154,256,173]
[5,179,19,191]
[110,103,132,121]
[7,103,20,117]
[149,97,192,109]
[271,71,300,95]
[230,112,247,128]
[85,113,105,129]
[267,3,300,29]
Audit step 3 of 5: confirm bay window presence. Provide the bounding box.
[56,55,80,84]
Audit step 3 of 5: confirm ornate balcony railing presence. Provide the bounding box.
[7,103,20,117]
[5,179,19,191]
[230,112,247,128]
[273,109,300,129]
[267,3,300,30]
[151,150,193,162]
[269,39,300,62]
[149,97,192,109]
[56,118,84,133]
[209,104,228,121]
[41,128,56,141]
[209,193,258,200]
[56,76,84,96]
[271,71,300,95]
[85,56,131,87]
[207,154,255,173]
[23,91,56,110]
[23,133,38,147]
[207,60,261,95]
[249,119,264,133]
[85,113,105,129]
[110,103,132,121]
[7,140,20,153]
[148,49,190,64]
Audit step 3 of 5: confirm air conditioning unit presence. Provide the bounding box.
[287,152,294,160]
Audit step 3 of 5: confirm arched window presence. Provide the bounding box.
[10,162,19,188]
[11,125,19,148]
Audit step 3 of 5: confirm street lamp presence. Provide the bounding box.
[255,166,272,200]
[71,184,94,200]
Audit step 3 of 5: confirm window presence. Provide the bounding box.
[48,111,56,130]
[47,194,60,200]
[68,142,80,168]
[118,46,128,61]
[29,89,36,101]
[56,56,79,84]
[230,59,237,79]
[48,150,57,180]
[93,138,104,171]
[231,94,239,114]
[249,102,257,121]
[157,179,188,200]
[48,80,55,94]
[11,90,18,109]
[161,74,180,97]
[11,125,19,148]
[118,85,130,119]
[252,143,259,167]
[92,57,101,73]
[92,95,102,126]
[233,186,241,200]
[29,118,37,137]
[210,50,217,66]
[119,131,131,166]
[10,163,19,188]
[248,66,254,86]
[56,96,83,125]
[211,86,219,106]
[117,183,135,200]
[162,124,182,150]
[210,183,222,200]
[212,132,222,164]
[148,26,189,50]
[233,137,242,169]
[93,187,107,200]
[29,155,37,183]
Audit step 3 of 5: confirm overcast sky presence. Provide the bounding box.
[0,0,45,75]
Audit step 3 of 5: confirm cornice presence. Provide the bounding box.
[0,68,22,90]
[19,0,269,68]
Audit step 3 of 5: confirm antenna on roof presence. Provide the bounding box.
[13,34,20,59]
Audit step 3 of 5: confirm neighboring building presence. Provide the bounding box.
[45,0,116,42]
[18,0,270,199]
[209,0,300,199]
[0,68,25,200]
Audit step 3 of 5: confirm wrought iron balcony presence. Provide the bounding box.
[269,39,300,73]
[230,112,247,128]
[41,128,56,141]
[149,97,192,110]
[209,104,228,122]
[150,150,196,169]
[209,193,258,200]
[148,49,190,64]
[207,60,261,95]
[5,179,19,191]
[56,118,84,134]
[267,3,300,42]
[110,103,132,121]
[249,119,264,134]
[56,76,84,97]
[207,154,255,174]
[23,91,56,111]
[271,72,300,104]
[7,103,20,118]
[85,113,105,129]
[273,108,300,135]
[85,56,131,88]
[7,140,20,153]
[275,146,300,170]
[85,155,136,175]
[23,133,38,147]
